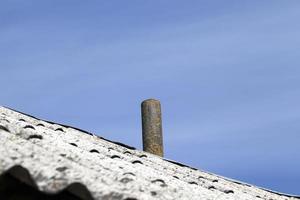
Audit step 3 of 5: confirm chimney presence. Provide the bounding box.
[141,99,164,157]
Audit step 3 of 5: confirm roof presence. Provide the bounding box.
[0,106,299,200]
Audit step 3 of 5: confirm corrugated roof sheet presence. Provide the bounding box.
[0,106,299,200]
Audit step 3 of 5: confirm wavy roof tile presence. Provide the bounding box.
[0,106,298,200]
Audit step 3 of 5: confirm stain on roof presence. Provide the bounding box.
[0,106,299,200]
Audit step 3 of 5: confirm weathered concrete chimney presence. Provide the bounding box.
[141,99,164,157]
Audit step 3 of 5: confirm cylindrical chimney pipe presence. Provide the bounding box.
[141,99,164,157]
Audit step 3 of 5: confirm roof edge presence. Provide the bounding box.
[2,106,136,150]
[1,106,299,198]
[163,157,300,198]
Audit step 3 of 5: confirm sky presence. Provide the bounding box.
[1,0,300,195]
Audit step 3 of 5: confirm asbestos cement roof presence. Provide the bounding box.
[0,106,299,200]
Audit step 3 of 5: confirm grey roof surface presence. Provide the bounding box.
[0,106,298,200]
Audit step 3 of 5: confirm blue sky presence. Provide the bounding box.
[1,0,300,195]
